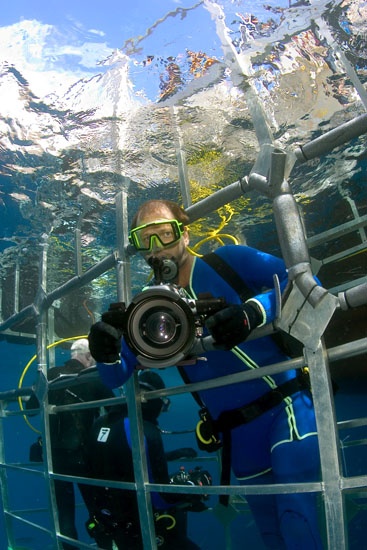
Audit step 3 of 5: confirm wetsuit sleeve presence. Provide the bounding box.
[96,360,129,388]
[96,338,136,389]
[218,245,288,324]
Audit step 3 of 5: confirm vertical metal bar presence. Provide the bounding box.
[115,190,157,548]
[74,227,83,277]
[344,195,367,243]
[270,151,345,546]
[305,342,348,549]
[47,305,56,369]
[14,259,20,314]
[272,187,311,269]
[42,396,63,549]
[172,106,192,208]
[125,375,158,549]
[36,235,62,548]
[0,401,16,549]
[36,235,49,377]
[115,191,132,304]
[272,176,331,309]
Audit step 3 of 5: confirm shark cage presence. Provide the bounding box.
[0,111,366,549]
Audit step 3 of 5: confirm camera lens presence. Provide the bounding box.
[124,286,197,367]
[143,309,177,344]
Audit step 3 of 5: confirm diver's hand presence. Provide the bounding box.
[88,321,122,363]
[205,303,263,350]
[101,302,126,330]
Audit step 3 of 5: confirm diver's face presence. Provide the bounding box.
[135,205,189,267]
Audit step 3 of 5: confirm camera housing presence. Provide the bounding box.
[124,285,197,367]
[170,466,212,490]
[108,284,226,368]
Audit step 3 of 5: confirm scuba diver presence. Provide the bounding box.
[84,369,210,549]
[88,199,324,549]
[27,338,115,550]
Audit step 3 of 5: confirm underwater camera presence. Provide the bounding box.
[107,285,226,368]
[105,259,226,368]
[169,466,212,512]
[170,466,212,489]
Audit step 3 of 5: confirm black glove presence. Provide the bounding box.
[165,448,198,461]
[205,303,263,350]
[101,302,126,330]
[88,321,122,363]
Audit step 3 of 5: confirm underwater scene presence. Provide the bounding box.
[0,0,366,548]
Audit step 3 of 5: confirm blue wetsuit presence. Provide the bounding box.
[97,245,323,549]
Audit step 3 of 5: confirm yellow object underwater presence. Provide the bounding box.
[17,335,88,433]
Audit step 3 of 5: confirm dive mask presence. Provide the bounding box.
[129,220,184,252]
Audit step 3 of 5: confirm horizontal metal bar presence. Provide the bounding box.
[3,509,53,535]
[338,281,367,309]
[329,276,367,295]
[45,252,117,306]
[0,463,45,475]
[0,252,117,333]
[148,481,323,497]
[340,438,367,448]
[320,243,366,266]
[52,471,324,497]
[307,215,367,248]
[51,472,136,491]
[57,534,93,549]
[327,337,367,363]
[295,113,367,163]
[0,387,35,401]
[338,417,367,431]
[0,304,37,333]
[341,474,367,491]
[185,178,250,223]
[1,339,365,409]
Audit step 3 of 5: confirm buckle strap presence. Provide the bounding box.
[215,374,310,433]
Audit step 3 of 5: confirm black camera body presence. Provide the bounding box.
[105,284,226,368]
[170,466,212,489]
